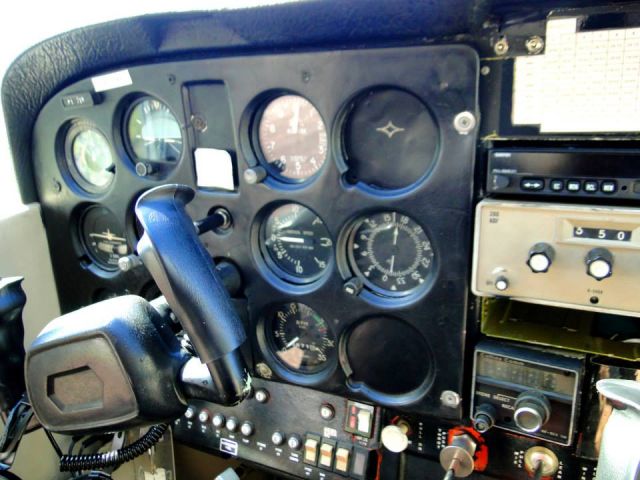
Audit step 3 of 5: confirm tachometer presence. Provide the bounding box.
[267,302,335,373]
[126,97,183,163]
[260,203,332,283]
[346,211,434,296]
[257,95,328,181]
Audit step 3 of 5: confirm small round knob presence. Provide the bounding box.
[514,391,551,433]
[495,276,509,291]
[271,431,285,446]
[287,434,302,450]
[118,254,143,272]
[135,162,155,177]
[527,243,555,273]
[244,166,267,184]
[212,413,225,429]
[198,410,210,423]
[184,406,196,420]
[343,277,363,296]
[472,404,497,433]
[381,424,410,453]
[225,416,239,432]
[254,389,269,404]
[320,404,335,420]
[586,248,613,281]
[240,421,254,437]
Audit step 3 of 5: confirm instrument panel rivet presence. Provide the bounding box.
[525,36,545,55]
[453,111,476,135]
[480,66,490,76]
[440,390,461,408]
[190,114,208,132]
[494,37,509,55]
[256,362,273,379]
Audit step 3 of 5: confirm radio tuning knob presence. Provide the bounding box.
[585,248,613,281]
[527,243,555,273]
[472,404,497,433]
[494,276,509,292]
[514,391,551,433]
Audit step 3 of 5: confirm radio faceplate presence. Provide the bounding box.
[472,199,640,316]
[471,341,584,446]
[487,149,640,200]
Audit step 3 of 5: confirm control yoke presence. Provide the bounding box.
[135,184,250,405]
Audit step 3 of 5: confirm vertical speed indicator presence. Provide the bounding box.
[347,211,434,296]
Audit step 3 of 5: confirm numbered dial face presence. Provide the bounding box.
[268,302,336,373]
[80,206,129,270]
[126,97,183,162]
[261,203,333,282]
[257,95,328,181]
[67,124,115,190]
[347,212,434,296]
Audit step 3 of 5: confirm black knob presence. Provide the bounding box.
[585,248,613,281]
[225,416,239,432]
[527,243,555,273]
[514,391,551,433]
[271,431,285,446]
[287,434,302,450]
[472,404,497,433]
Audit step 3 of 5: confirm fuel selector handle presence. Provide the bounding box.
[135,184,250,405]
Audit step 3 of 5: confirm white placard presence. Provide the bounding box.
[513,18,640,133]
[91,69,133,92]
[194,148,235,191]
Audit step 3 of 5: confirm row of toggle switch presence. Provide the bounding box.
[303,435,353,474]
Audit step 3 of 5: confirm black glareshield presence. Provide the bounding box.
[135,185,250,405]
[0,277,26,414]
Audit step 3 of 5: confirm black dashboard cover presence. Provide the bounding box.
[25,295,187,434]
[0,0,478,204]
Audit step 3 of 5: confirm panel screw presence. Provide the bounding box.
[494,37,509,56]
[440,390,461,408]
[302,71,311,83]
[52,179,62,193]
[256,362,273,379]
[480,66,491,76]
[167,74,176,85]
[191,114,208,132]
[525,36,545,55]
[453,111,476,134]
